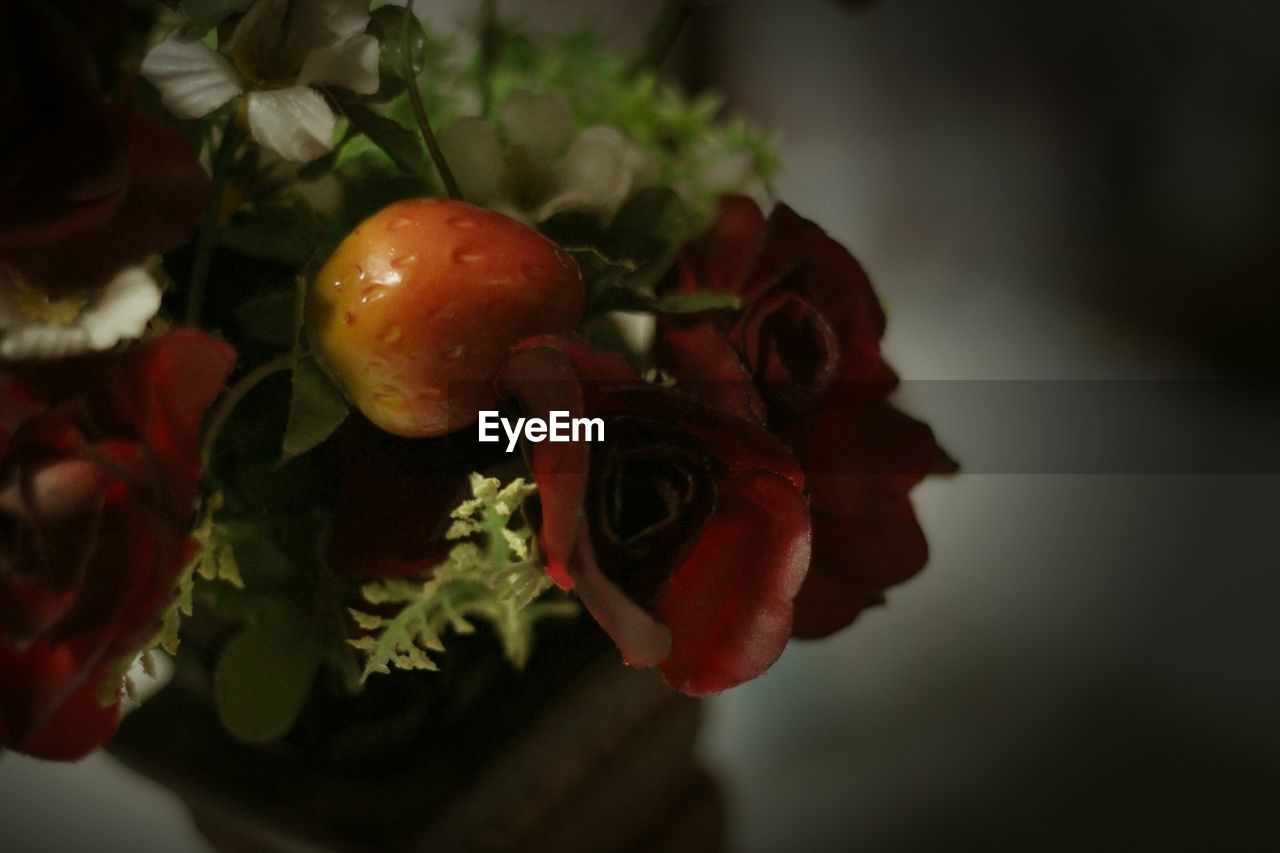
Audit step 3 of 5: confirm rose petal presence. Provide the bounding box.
[658,468,811,694]
[140,34,242,120]
[672,195,768,297]
[13,667,120,761]
[0,458,107,643]
[784,401,954,637]
[655,322,766,425]
[0,641,119,761]
[499,339,596,588]
[791,502,928,638]
[755,204,885,378]
[79,267,162,351]
[245,86,337,163]
[563,530,673,667]
[1,116,210,293]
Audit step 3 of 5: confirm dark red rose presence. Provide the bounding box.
[0,1,209,297]
[0,329,235,759]
[499,336,811,694]
[0,0,134,250]
[656,197,954,637]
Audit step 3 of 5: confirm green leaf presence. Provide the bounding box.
[337,100,428,179]
[349,475,575,681]
[607,188,691,260]
[280,357,349,467]
[214,603,322,744]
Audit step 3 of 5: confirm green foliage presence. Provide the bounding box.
[549,189,737,319]
[154,493,244,656]
[280,356,349,467]
[481,29,778,220]
[214,599,323,743]
[349,475,577,682]
[335,99,429,180]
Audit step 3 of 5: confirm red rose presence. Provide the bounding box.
[0,329,235,759]
[657,197,954,637]
[499,336,811,694]
[1,0,209,294]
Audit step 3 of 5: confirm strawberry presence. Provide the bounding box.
[310,199,584,437]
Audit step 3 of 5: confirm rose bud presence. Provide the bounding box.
[310,199,584,437]
[656,197,955,638]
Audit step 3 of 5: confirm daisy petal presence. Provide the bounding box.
[536,125,632,221]
[80,267,162,351]
[0,324,92,362]
[227,0,293,76]
[298,32,380,94]
[268,0,372,70]
[498,90,576,168]
[140,35,242,120]
[245,87,337,162]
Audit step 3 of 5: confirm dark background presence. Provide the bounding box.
[1,1,1277,850]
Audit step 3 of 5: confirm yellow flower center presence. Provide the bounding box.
[9,274,91,325]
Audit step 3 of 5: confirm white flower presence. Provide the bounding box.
[141,0,380,162]
[438,90,660,223]
[0,265,163,361]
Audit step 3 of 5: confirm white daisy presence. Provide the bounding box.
[438,89,660,224]
[0,265,162,361]
[141,0,380,162]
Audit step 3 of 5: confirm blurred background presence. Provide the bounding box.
[2,0,1278,849]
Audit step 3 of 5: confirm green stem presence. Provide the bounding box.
[631,0,696,73]
[402,9,461,199]
[187,109,242,325]
[200,353,296,466]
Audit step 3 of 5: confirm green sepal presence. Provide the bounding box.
[280,356,349,467]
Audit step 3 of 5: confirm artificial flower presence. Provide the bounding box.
[0,0,130,247]
[499,335,811,694]
[656,197,955,637]
[439,89,659,224]
[141,0,380,162]
[0,113,210,361]
[0,265,161,361]
[0,329,236,759]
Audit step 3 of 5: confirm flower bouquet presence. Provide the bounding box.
[1,0,952,848]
